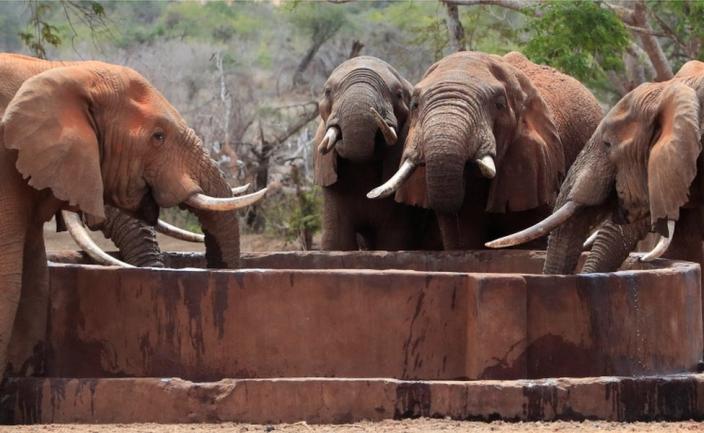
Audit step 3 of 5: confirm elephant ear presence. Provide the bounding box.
[2,66,105,222]
[313,120,338,187]
[394,165,429,208]
[486,67,565,213]
[647,82,702,230]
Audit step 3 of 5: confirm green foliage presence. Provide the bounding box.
[369,1,448,61]
[286,1,348,47]
[648,0,704,69]
[19,0,107,59]
[260,188,322,245]
[154,1,262,42]
[461,5,523,54]
[523,0,630,88]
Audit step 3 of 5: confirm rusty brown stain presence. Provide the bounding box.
[211,274,229,340]
[394,382,431,419]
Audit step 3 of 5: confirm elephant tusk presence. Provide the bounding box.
[185,187,268,211]
[231,183,250,195]
[583,229,600,249]
[476,155,496,179]
[485,201,581,248]
[369,106,398,146]
[156,220,205,243]
[639,220,675,262]
[318,127,339,154]
[367,159,416,199]
[61,210,134,268]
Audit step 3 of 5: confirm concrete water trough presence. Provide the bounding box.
[2,250,704,423]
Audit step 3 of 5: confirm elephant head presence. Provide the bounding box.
[1,63,266,268]
[367,51,564,218]
[488,60,704,273]
[314,56,412,186]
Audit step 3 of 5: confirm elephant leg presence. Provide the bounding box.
[372,223,406,251]
[7,220,47,376]
[581,218,649,273]
[0,218,27,382]
[321,190,358,250]
[100,205,164,267]
[436,212,461,250]
[437,210,484,250]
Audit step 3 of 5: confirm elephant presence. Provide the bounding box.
[0,53,239,269]
[367,51,603,250]
[487,60,704,275]
[0,53,266,379]
[314,56,440,250]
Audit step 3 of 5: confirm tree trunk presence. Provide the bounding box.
[444,2,466,52]
[293,40,324,88]
[348,40,364,58]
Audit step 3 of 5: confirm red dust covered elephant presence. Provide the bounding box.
[367,51,603,250]
[0,54,265,378]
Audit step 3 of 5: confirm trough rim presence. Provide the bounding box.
[46,249,701,279]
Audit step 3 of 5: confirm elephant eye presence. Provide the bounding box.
[152,131,165,144]
[496,95,507,111]
[324,87,331,98]
[604,140,611,148]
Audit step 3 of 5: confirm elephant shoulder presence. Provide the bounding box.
[504,52,603,166]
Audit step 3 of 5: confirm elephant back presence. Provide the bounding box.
[503,52,603,168]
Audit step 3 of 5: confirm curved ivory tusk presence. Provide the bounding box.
[583,229,600,249]
[318,127,339,154]
[485,201,581,248]
[185,187,268,211]
[231,183,250,195]
[369,107,398,146]
[61,210,134,268]
[367,160,416,199]
[476,155,496,179]
[156,220,205,243]
[640,220,676,262]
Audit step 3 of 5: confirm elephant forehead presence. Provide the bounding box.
[415,70,499,98]
[328,57,398,86]
[675,60,704,78]
[604,84,663,130]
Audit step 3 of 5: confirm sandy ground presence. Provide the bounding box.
[1,420,703,432]
[43,221,300,255]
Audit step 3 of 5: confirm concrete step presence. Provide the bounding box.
[3,375,704,424]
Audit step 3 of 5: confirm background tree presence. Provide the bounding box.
[1,0,702,247]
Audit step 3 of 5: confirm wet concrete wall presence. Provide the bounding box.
[29,251,703,381]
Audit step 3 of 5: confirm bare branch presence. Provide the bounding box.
[604,0,673,81]
[348,40,364,58]
[602,2,635,25]
[444,0,541,16]
[631,0,673,81]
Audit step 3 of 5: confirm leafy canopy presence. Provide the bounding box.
[523,0,630,87]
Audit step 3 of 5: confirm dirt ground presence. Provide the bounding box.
[43,221,301,255]
[1,420,703,432]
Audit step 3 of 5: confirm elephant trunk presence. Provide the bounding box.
[542,139,616,274]
[184,136,241,268]
[423,115,474,214]
[334,86,393,162]
[100,205,164,267]
[581,219,649,273]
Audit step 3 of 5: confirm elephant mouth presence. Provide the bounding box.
[134,188,160,226]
